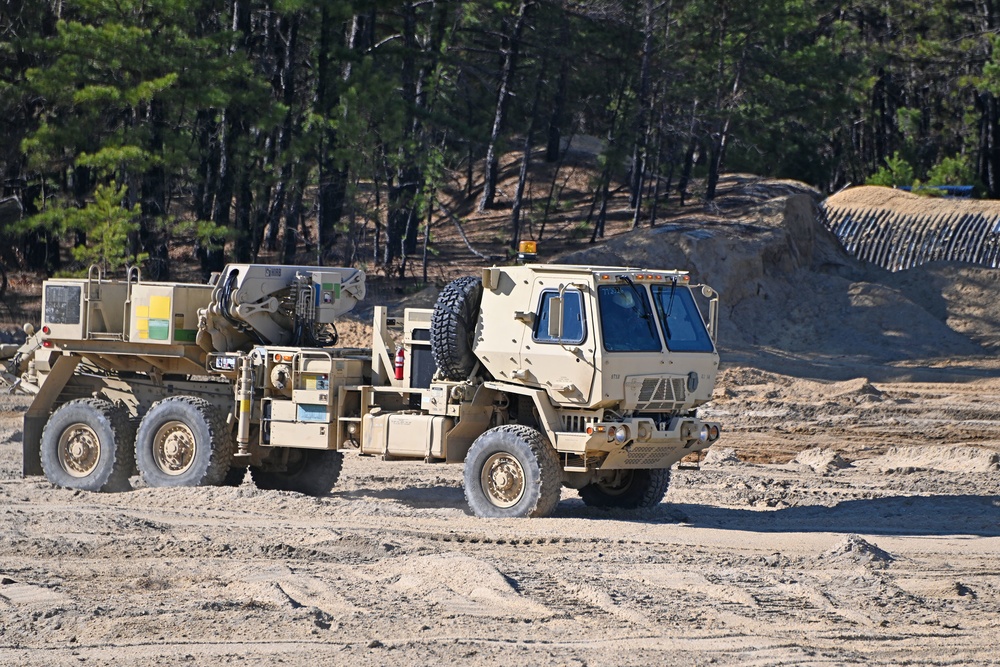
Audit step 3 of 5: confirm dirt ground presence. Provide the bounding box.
[0,354,998,666]
[1,176,999,665]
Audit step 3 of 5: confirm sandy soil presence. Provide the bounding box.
[1,352,998,666]
[2,177,999,664]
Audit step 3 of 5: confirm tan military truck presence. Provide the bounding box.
[5,260,722,518]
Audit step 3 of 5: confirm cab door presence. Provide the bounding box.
[518,281,597,406]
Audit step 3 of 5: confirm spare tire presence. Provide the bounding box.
[431,276,483,380]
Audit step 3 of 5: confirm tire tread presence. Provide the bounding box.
[431,276,483,380]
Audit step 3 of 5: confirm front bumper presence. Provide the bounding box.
[584,416,721,469]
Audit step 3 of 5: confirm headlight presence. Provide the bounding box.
[708,425,720,441]
[608,425,630,444]
[698,425,709,443]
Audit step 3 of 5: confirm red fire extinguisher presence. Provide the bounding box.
[394,346,405,380]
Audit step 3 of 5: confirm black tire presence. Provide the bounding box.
[39,398,135,492]
[431,276,483,380]
[135,396,233,487]
[578,469,671,509]
[464,425,562,518]
[249,448,343,496]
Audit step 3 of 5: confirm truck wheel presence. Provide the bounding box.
[431,276,483,380]
[464,425,561,518]
[578,469,671,509]
[135,397,233,487]
[39,398,135,492]
[249,449,343,496]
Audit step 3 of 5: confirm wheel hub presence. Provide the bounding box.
[58,424,101,478]
[152,420,196,475]
[481,453,525,508]
[596,470,634,495]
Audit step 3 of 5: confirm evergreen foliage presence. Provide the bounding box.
[1,0,998,277]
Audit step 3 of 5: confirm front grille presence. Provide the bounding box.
[631,376,686,411]
[623,445,673,467]
[561,413,599,432]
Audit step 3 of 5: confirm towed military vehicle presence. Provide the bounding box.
[4,260,721,518]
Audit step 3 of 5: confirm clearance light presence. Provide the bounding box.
[637,423,651,441]
[42,326,50,335]
[42,341,53,348]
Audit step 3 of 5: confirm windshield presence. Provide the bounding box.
[598,284,661,352]
[651,283,714,352]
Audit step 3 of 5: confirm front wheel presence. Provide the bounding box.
[249,448,343,496]
[578,468,671,509]
[463,425,562,518]
[135,397,233,487]
[39,398,135,492]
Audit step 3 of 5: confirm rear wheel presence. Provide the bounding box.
[40,398,135,492]
[464,425,561,518]
[250,448,343,496]
[578,469,671,509]
[135,397,233,487]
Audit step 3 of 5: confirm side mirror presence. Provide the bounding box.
[547,295,563,340]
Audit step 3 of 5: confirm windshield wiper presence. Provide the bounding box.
[620,275,657,337]
[662,278,677,340]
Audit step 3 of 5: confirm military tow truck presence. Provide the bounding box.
[5,260,722,518]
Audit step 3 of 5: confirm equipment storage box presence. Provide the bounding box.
[361,412,454,459]
[129,283,214,344]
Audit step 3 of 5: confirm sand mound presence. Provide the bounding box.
[383,553,552,619]
[861,445,1000,473]
[821,535,894,567]
[823,186,1000,273]
[792,448,851,473]
[880,262,1000,349]
[702,447,742,466]
[826,185,1000,217]
[558,175,985,362]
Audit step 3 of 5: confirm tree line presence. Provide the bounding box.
[2,0,1000,280]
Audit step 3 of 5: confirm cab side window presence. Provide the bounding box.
[533,290,586,344]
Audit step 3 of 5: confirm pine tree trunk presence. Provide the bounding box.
[140,99,170,279]
[478,0,530,212]
[545,11,570,163]
[511,63,544,250]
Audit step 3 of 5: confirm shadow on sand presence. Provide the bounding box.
[337,486,999,538]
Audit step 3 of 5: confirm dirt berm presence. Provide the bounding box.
[560,175,988,365]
